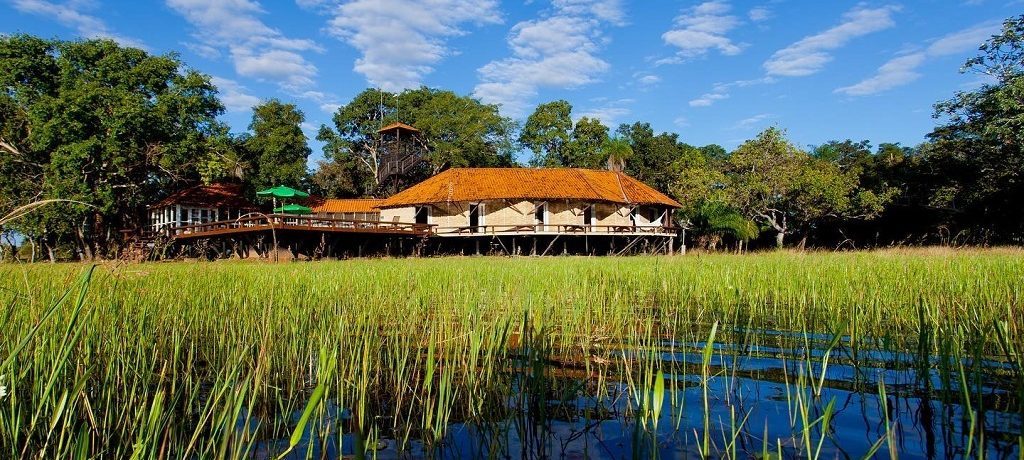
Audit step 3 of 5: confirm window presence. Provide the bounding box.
[534,202,547,230]
[414,206,430,225]
[648,208,661,224]
[468,203,483,232]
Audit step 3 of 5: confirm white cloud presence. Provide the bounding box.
[834,53,925,96]
[297,90,342,114]
[473,1,623,116]
[734,113,773,129]
[836,22,999,96]
[673,116,689,128]
[167,0,321,89]
[748,7,771,23]
[11,0,145,48]
[764,5,899,77]
[688,76,771,107]
[689,92,729,107]
[552,0,625,24]
[326,0,501,91]
[660,1,742,63]
[295,0,328,10]
[211,76,261,112]
[635,73,661,86]
[577,98,632,126]
[924,22,997,56]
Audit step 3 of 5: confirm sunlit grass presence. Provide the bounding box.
[1,250,1021,458]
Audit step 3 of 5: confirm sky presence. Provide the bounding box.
[0,0,1014,164]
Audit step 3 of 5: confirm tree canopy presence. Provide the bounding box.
[0,35,224,260]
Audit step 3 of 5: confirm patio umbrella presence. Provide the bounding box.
[257,185,310,214]
[274,203,313,214]
[256,185,309,199]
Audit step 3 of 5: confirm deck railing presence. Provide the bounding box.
[168,214,432,237]
[432,223,678,236]
[162,215,677,239]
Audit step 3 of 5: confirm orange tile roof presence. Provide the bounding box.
[150,183,256,209]
[380,168,681,208]
[308,198,384,214]
[378,122,419,133]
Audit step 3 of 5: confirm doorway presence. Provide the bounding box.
[469,203,482,232]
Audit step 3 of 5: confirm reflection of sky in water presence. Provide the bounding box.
[246,337,1021,459]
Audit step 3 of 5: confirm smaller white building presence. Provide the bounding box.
[148,183,256,232]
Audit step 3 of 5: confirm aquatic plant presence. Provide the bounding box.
[0,249,1020,458]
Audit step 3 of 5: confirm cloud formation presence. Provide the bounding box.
[577,98,633,126]
[835,22,998,96]
[688,77,771,107]
[748,7,771,23]
[764,5,899,77]
[11,0,145,48]
[167,0,321,89]
[210,76,261,112]
[473,1,624,116]
[326,0,501,91]
[660,1,742,64]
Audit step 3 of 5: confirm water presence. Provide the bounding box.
[248,330,1021,459]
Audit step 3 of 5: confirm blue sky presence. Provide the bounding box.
[1,0,1013,164]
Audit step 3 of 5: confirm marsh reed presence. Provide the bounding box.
[0,250,1021,458]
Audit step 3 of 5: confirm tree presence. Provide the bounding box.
[565,117,610,168]
[925,15,1024,240]
[395,87,516,172]
[520,100,573,167]
[686,200,758,250]
[316,89,395,192]
[812,139,873,172]
[0,35,223,259]
[725,128,865,248]
[616,122,684,193]
[245,100,311,191]
[316,87,515,195]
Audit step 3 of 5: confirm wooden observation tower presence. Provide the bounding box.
[377,122,427,196]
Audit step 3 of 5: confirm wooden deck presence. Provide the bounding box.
[168,214,432,240]
[164,215,678,240]
[431,224,677,237]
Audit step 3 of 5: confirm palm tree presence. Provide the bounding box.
[687,200,758,251]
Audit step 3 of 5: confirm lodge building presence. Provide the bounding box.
[146,167,681,258]
[377,168,679,236]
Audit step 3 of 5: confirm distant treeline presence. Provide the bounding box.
[2,15,1023,260]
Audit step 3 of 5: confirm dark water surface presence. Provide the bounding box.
[249,332,1021,459]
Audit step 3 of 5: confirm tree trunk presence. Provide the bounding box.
[775,231,785,249]
[76,227,94,261]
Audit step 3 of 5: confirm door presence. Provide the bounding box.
[534,202,547,231]
[584,205,594,227]
[469,203,481,233]
[415,206,429,225]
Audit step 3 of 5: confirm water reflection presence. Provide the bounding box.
[255,328,1021,459]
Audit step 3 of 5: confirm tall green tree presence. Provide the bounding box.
[316,87,515,196]
[395,87,516,171]
[616,122,684,193]
[925,15,1024,240]
[726,128,873,248]
[565,117,610,168]
[0,35,223,259]
[520,100,573,167]
[245,100,311,191]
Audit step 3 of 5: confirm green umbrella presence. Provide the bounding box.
[274,204,313,214]
[256,185,309,198]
